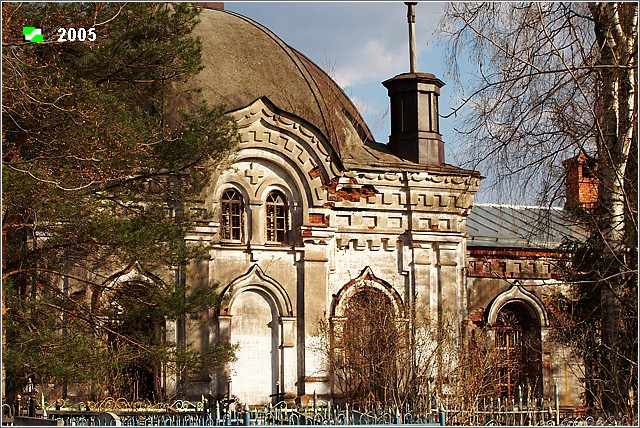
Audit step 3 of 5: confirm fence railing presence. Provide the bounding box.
[0,397,444,426]
[437,386,560,426]
[433,384,637,426]
[2,388,637,426]
[39,402,445,426]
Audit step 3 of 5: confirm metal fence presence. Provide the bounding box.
[43,403,445,426]
[434,384,637,426]
[438,390,559,426]
[3,398,445,426]
[2,393,637,426]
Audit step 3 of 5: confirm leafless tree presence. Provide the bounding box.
[438,2,637,416]
[316,290,506,418]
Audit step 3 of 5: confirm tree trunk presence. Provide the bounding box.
[589,2,637,415]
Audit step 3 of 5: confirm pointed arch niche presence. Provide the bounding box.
[331,267,405,319]
[329,267,407,400]
[217,265,295,405]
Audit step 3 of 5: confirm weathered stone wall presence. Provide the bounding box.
[466,248,584,407]
[181,96,584,409]
[183,98,480,403]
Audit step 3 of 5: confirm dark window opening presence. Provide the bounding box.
[103,280,163,401]
[339,289,398,403]
[494,302,542,398]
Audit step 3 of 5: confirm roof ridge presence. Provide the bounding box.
[474,203,564,211]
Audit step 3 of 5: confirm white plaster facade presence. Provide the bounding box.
[164,5,584,408]
[178,97,480,404]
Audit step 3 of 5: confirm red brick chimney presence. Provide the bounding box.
[563,154,598,209]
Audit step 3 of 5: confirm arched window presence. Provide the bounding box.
[221,189,244,242]
[265,190,288,244]
[494,302,542,397]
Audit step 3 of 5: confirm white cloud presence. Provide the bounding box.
[333,38,405,87]
[224,1,449,143]
[226,2,445,88]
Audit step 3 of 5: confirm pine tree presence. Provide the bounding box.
[2,3,238,403]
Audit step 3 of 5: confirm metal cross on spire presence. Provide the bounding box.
[405,2,418,73]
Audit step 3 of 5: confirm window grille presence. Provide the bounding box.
[494,304,543,398]
[266,191,288,243]
[494,302,544,398]
[221,189,244,241]
[495,311,524,397]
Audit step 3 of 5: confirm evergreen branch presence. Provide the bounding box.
[4,163,98,191]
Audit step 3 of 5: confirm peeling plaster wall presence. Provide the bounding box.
[466,264,584,407]
[179,96,582,409]
[179,98,481,403]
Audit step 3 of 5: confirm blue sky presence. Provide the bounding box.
[223,2,560,205]
[224,1,467,162]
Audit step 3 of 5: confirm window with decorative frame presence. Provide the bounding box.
[265,190,288,244]
[221,188,244,242]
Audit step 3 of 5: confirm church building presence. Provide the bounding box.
[166,3,584,408]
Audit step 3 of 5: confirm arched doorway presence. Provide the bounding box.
[342,288,398,402]
[95,264,164,401]
[221,265,294,405]
[329,267,406,403]
[494,301,542,397]
[229,289,278,405]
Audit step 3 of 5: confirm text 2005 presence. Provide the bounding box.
[57,27,97,42]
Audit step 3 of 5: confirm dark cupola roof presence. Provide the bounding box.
[186,8,374,159]
[174,6,478,177]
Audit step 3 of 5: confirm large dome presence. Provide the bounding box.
[183,6,476,175]
[191,7,375,160]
